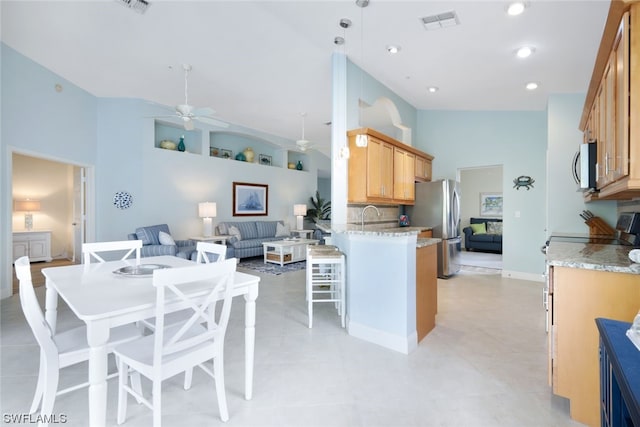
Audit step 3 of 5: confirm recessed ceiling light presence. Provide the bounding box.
[516,46,535,58]
[525,82,538,90]
[427,86,439,93]
[507,2,526,16]
[386,45,401,54]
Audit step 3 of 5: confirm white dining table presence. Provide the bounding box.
[42,255,260,427]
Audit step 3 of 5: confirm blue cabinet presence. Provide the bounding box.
[596,318,640,427]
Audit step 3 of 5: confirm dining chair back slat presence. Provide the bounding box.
[82,240,142,264]
[195,241,227,264]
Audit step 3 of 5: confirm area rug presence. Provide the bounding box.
[238,257,306,275]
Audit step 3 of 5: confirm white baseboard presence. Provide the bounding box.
[347,319,417,354]
[501,270,545,282]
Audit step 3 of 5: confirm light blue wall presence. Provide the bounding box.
[416,110,548,276]
[346,59,417,143]
[546,94,617,233]
[1,44,320,298]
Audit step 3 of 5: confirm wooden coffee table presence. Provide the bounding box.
[262,239,319,266]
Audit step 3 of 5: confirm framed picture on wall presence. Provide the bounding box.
[233,182,268,216]
[480,192,503,217]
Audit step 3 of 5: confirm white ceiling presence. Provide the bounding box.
[1,1,610,154]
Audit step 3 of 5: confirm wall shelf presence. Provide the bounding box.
[154,120,202,154]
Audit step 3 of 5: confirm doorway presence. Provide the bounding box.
[457,165,503,269]
[9,151,93,295]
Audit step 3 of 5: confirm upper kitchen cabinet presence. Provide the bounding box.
[348,131,394,203]
[580,3,639,200]
[415,154,433,182]
[394,147,415,202]
[347,128,434,205]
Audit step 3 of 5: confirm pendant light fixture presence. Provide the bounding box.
[355,0,369,148]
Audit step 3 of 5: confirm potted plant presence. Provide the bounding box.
[306,191,331,223]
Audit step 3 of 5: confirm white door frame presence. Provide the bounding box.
[3,146,95,298]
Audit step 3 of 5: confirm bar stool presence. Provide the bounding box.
[306,245,346,328]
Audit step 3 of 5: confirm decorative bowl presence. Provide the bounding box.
[159,140,177,150]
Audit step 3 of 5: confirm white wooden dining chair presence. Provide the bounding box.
[139,241,227,334]
[82,240,142,265]
[195,241,227,263]
[14,256,142,424]
[114,258,238,426]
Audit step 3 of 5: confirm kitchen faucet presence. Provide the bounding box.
[361,205,381,230]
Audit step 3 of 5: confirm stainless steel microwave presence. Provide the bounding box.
[579,142,597,190]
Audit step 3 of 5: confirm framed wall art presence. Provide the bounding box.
[233,182,268,216]
[479,192,503,217]
[258,154,272,166]
[221,149,233,159]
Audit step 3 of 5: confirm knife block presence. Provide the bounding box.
[585,216,616,236]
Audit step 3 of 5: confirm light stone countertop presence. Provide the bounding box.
[546,241,640,275]
[416,238,440,248]
[331,224,431,236]
[330,224,439,248]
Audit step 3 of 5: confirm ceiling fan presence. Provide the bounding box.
[154,64,228,131]
[295,112,314,151]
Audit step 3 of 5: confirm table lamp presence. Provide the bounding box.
[198,202,217,237]
[294,204,307,231]
[14,199,41,231]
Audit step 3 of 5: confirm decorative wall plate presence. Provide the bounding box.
[113,191,133,209]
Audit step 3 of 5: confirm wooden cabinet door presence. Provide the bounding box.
[416,244,437,342]
[415,156,425,181]
[394,148,415,202]
[613,13,630,180]
[367,137,393,200]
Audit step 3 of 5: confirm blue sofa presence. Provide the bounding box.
[462,218,503,253]
[127,223,196,259]
[217,220,287,259]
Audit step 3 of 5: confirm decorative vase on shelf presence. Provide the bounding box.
[288,162,296,169]
[177,135,185,152]
[243,147,255,163]
[235,152,246,161]
[296,160,303,170]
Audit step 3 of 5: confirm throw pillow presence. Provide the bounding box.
[217,223,228,235]
[228,225,242,241]
[158,231,175,246]
[470,223,487,234]
[487,221,503,234]
[275,222,291,237]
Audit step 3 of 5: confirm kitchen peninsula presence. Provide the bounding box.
[546,240,640,427]
[332,226,439,354]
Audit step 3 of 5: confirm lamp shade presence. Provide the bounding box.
[14,199,41,212]
[198,202,217,218]
[293,204,307,216]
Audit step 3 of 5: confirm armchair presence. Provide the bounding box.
[127,224,196,259]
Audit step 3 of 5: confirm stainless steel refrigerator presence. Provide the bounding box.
[407,179,461,278]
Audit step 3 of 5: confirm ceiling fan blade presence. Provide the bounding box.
[183,118,195,131]
[196,116,229,128]
[192,107,216,116]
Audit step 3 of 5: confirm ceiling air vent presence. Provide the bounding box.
[114,0,150,14]
[420,11,459,31]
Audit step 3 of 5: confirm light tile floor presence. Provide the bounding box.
[1,267,584,426]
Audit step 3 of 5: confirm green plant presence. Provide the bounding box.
[306,191,331,223]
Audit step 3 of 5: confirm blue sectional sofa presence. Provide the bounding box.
[217,220,287,259]
[127,223,196,259]
[462,218,503,253]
